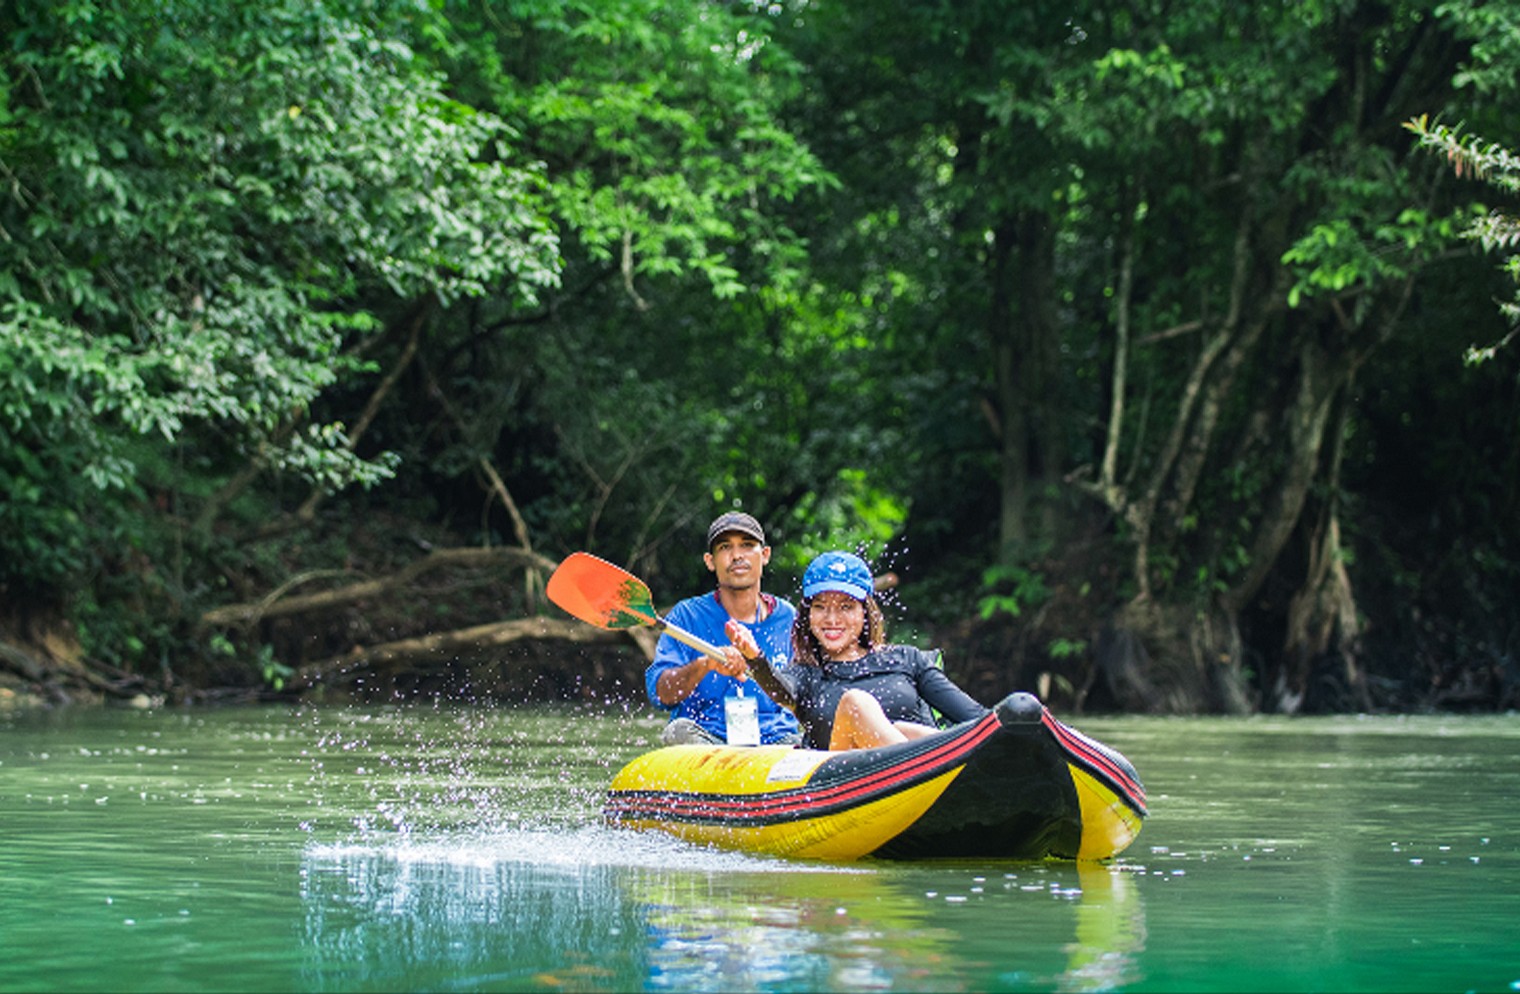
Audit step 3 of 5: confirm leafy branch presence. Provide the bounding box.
[1405,115,1520,362]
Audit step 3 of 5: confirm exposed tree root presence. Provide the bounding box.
[288,617,655,691]
[199,546,557,628]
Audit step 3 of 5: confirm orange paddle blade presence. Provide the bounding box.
[546,552,661,631]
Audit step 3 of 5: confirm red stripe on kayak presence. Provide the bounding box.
[607,709,1003,823]
[1041,710,1147,813]
[607,710,999,821]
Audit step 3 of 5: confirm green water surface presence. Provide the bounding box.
[1,702,1516,992]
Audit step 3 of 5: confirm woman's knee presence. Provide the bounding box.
[838,688,878,717]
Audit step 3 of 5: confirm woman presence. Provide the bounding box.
[730,550,987,750]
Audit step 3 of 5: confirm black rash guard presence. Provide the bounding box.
[761,645,988,750]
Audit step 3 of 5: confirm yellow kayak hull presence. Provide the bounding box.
[605,692,1146,861]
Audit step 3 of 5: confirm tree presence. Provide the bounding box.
[404,0,882,582]
[6,0,1516,711]
[773,0,1519,711]
[160,0,869,691]
[0,0,558,674]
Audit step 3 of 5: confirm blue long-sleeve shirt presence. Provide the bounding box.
[643,591,801,744]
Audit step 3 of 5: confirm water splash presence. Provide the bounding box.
[308,823,865,876]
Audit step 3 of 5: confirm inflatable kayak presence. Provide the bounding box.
[604,692,1146,861]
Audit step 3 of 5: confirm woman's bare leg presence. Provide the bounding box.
[829,689,908,750]
[892,721,938,740]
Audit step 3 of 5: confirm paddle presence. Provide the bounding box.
[545,552,728,662]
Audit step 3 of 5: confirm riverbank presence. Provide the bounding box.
[5,516,1517,716]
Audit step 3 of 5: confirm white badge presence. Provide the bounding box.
[724,691,760,746]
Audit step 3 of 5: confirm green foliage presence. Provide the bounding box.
[777,468,911,575]
[1405,116,1520,365]
[780,0,1513,582]
[1282,207,1470,309]
[3,0,1518,712]
[1047,637,1087,661]
[0,0,558,639]
[1436,0,1520,97]
[977,562,1051,621]
[389,0,873,592]
[256,645,294,692]
[427,0,827,300]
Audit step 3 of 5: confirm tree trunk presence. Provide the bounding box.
[1019,211,1064,536]
[1239,278,1412,710]
[1273,377,1369,713]
[989,211,1060,561]
[1221,331,1344,618]
[1099,183,1137,503]
[989,218,1028,557]
[1121,192,1264,600]
[294,298,432,523]
[1278,511,1368,713]
[198,298,434,541]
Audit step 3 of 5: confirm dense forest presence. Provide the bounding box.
[2,0,1518,715]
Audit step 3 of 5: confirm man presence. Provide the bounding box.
[644,511,803,746]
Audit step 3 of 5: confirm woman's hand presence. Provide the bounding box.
[724,619,762,660]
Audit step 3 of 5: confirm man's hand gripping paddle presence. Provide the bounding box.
[546,552,729,662]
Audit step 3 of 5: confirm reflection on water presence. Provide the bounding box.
[1061,866,1146,992]
[298,827,1147,992]
[302,834,648,990]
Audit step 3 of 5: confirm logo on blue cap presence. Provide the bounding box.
[802,551,873,600]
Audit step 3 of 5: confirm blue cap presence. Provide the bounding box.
[802,551,873,600]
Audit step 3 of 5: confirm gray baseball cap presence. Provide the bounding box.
[706,511,766,549]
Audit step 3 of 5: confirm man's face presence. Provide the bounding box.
[705,532,770,589]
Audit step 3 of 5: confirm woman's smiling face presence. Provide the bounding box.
[809,592,865,659]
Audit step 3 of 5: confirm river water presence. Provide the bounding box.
[1,701,1516,992]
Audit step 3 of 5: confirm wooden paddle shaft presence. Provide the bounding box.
[655,619,729,662]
